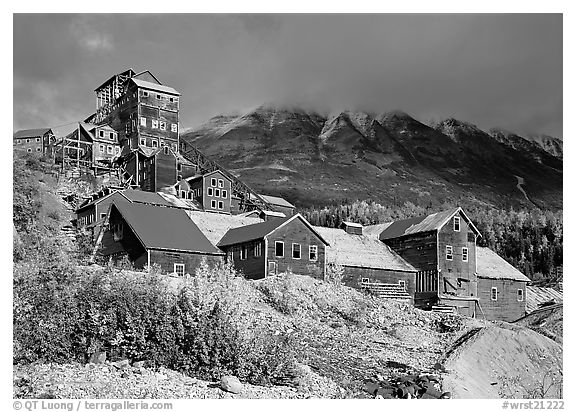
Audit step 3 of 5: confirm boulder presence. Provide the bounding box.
[220,375,243,394]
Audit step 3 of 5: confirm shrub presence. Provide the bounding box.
[325,261,345,286]
[257,271,302,315]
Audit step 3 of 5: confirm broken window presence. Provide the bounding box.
[446,245,453,261]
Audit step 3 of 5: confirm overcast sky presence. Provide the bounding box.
[13,14,562,138]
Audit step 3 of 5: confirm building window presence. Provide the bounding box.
[16,140,21,144]
[454,216,461,232]
[399,280,406,290]
[152,140,158,148]
[462,247,469,262]
[26,139,30,143]
[292,243,301,259]
[207,187,213,196]
[254,242,262,257]
[181,190,186,198]
[140,117,146,126]
[99,130,104,138]
[222,190,228,198]
[27,148,32,153]
[143,91,149,97]
[446,245,453,261]
[275,241,284,258]
[100,213,106,219]
[491,287,498,301]
[110,133,115,140]
[517,289,524,302]
[188,191,193,200]
[218,179,224,188]
[107,146,113,154]
[98,144,104,153]
[171,123,178,132]
[361,278,369,283]
[211,200,217,209]
[156,94,162,100]
[113,222,124,241]
[160,121,166,131]
[215,189,220,197]
[238,245,248,260]
[140,138,146,146]
[36,147,41,152]
[36,137,40,142]
[152,119,159,129]
[218,201,224,210]
[116,147,121,154]
[309,245,318,261]
[177,163,182,171]
[163,146,169,155]
[211,178,217,187]
[174,263,185,277]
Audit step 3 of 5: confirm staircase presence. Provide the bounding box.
[431,304,455,314]
[361,282,411,300]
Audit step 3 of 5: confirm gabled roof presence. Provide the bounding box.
[258,194,295,209]
[130,78,180,95]
[132,70,161,84]
[341,221,362,228]
[112,202,222,254]
[217,214,328,247]
[526,285,563,314]
[120,189,174,206]
[379,207,481,240]
[187,169,231,183]
[186,210,265,245]
[314,226,417,272]
[476,247,531,282]
[14,128,52,139]
[363,222,393,238]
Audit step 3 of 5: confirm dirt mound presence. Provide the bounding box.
[442,323,562,399]
[515,303,563,344]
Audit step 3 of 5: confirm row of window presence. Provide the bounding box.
[24,147,42,153]
[15,138,41,144]
[140,117,178,132]
[361,278,406,290]
[275,242,318,261]
[98,130,116,140]
[210,178,225,188]
[141,90,179,103]
[210,199,226,210]
[138,138,178,152]
[99,144,121,155]
[491,287,524,302]
[446,245,468,261]
[207,187,228,199]
[174,263,185,276]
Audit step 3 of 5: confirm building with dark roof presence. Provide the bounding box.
[13,128,55,156]
[217,214,328,280]
[370,207,482,315]
[98,202,224,275]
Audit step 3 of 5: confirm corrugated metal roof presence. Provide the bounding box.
[186,211,265,245]
[341,221,363,228]
[476,247,531,282]
[14,128,52,139]
[314,226,417,272]
[379,208,460,240]
[130,78,180,95]
[113,202,222,254]
[217,214,328,247]
[259,194,295,209]
[121,189,174,206]
[526,286,563,314]
[363,222,393,238]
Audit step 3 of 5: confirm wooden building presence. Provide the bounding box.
[217,214,328,280]
[314,225,417,301]
[373,207,482,315]
[476,247,531,322]
[187,170,232,214]
[256,194,296,217]
[98,202,224,274]
[13,128,55,156]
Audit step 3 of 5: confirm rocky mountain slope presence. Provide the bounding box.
[181,105,562,211]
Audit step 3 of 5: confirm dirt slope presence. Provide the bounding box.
[442,323,562,399]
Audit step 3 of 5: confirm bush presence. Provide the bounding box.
[257,271,302,315]
[325,261,345,286]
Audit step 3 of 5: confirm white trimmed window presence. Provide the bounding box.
[142,91,149,97]
[156,93,162,100]
[211,178,217,187]
[140,138,146,146]
[110,132,115,140]
[254,242,262,257]
[207,187,213,196]
[99,144,105,153]
[517,289,524,302]
[152,119,159,129]
[99,130,104,138]
[160,121,166,131]
[309,245,318,261]
[218,179,224,188]
[36,137,40,142]
[171,123,178,132]
[140,117,146,126]
[26,139,30,143]
[454,216,461,231]
[292,243,301,259]
[107,145,113,154]
[218,201,224,210]
[462,247,469,262]
[399,280,406,290]
[27,148,32,153]
[100,213,107,219]
[215,188,220,197]
[222,190,228,198]
[446,245,453,261]
[491,287,498,301]
[211,199,217,208]
[174,263,185,277]
[275,241,284,258]
[240,245,247,260]
[152,140,158,148]
[36,147,41,152]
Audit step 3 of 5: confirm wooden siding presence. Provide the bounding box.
[384,231,438,272]
[154,149,178,190]
[224,240,266,280]
[477,277,527,322]
[148,249,223,275]
[342,267,416,296]
[265,218,326,280]
[437,210,478,300]
[100,207,146,262]
[202,171,232,214]
[438,297,476,317]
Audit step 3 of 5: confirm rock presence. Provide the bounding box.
[220,375,243,394]
[132,361,146,368]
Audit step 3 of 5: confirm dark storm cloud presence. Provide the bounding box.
[13,14,562,138]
